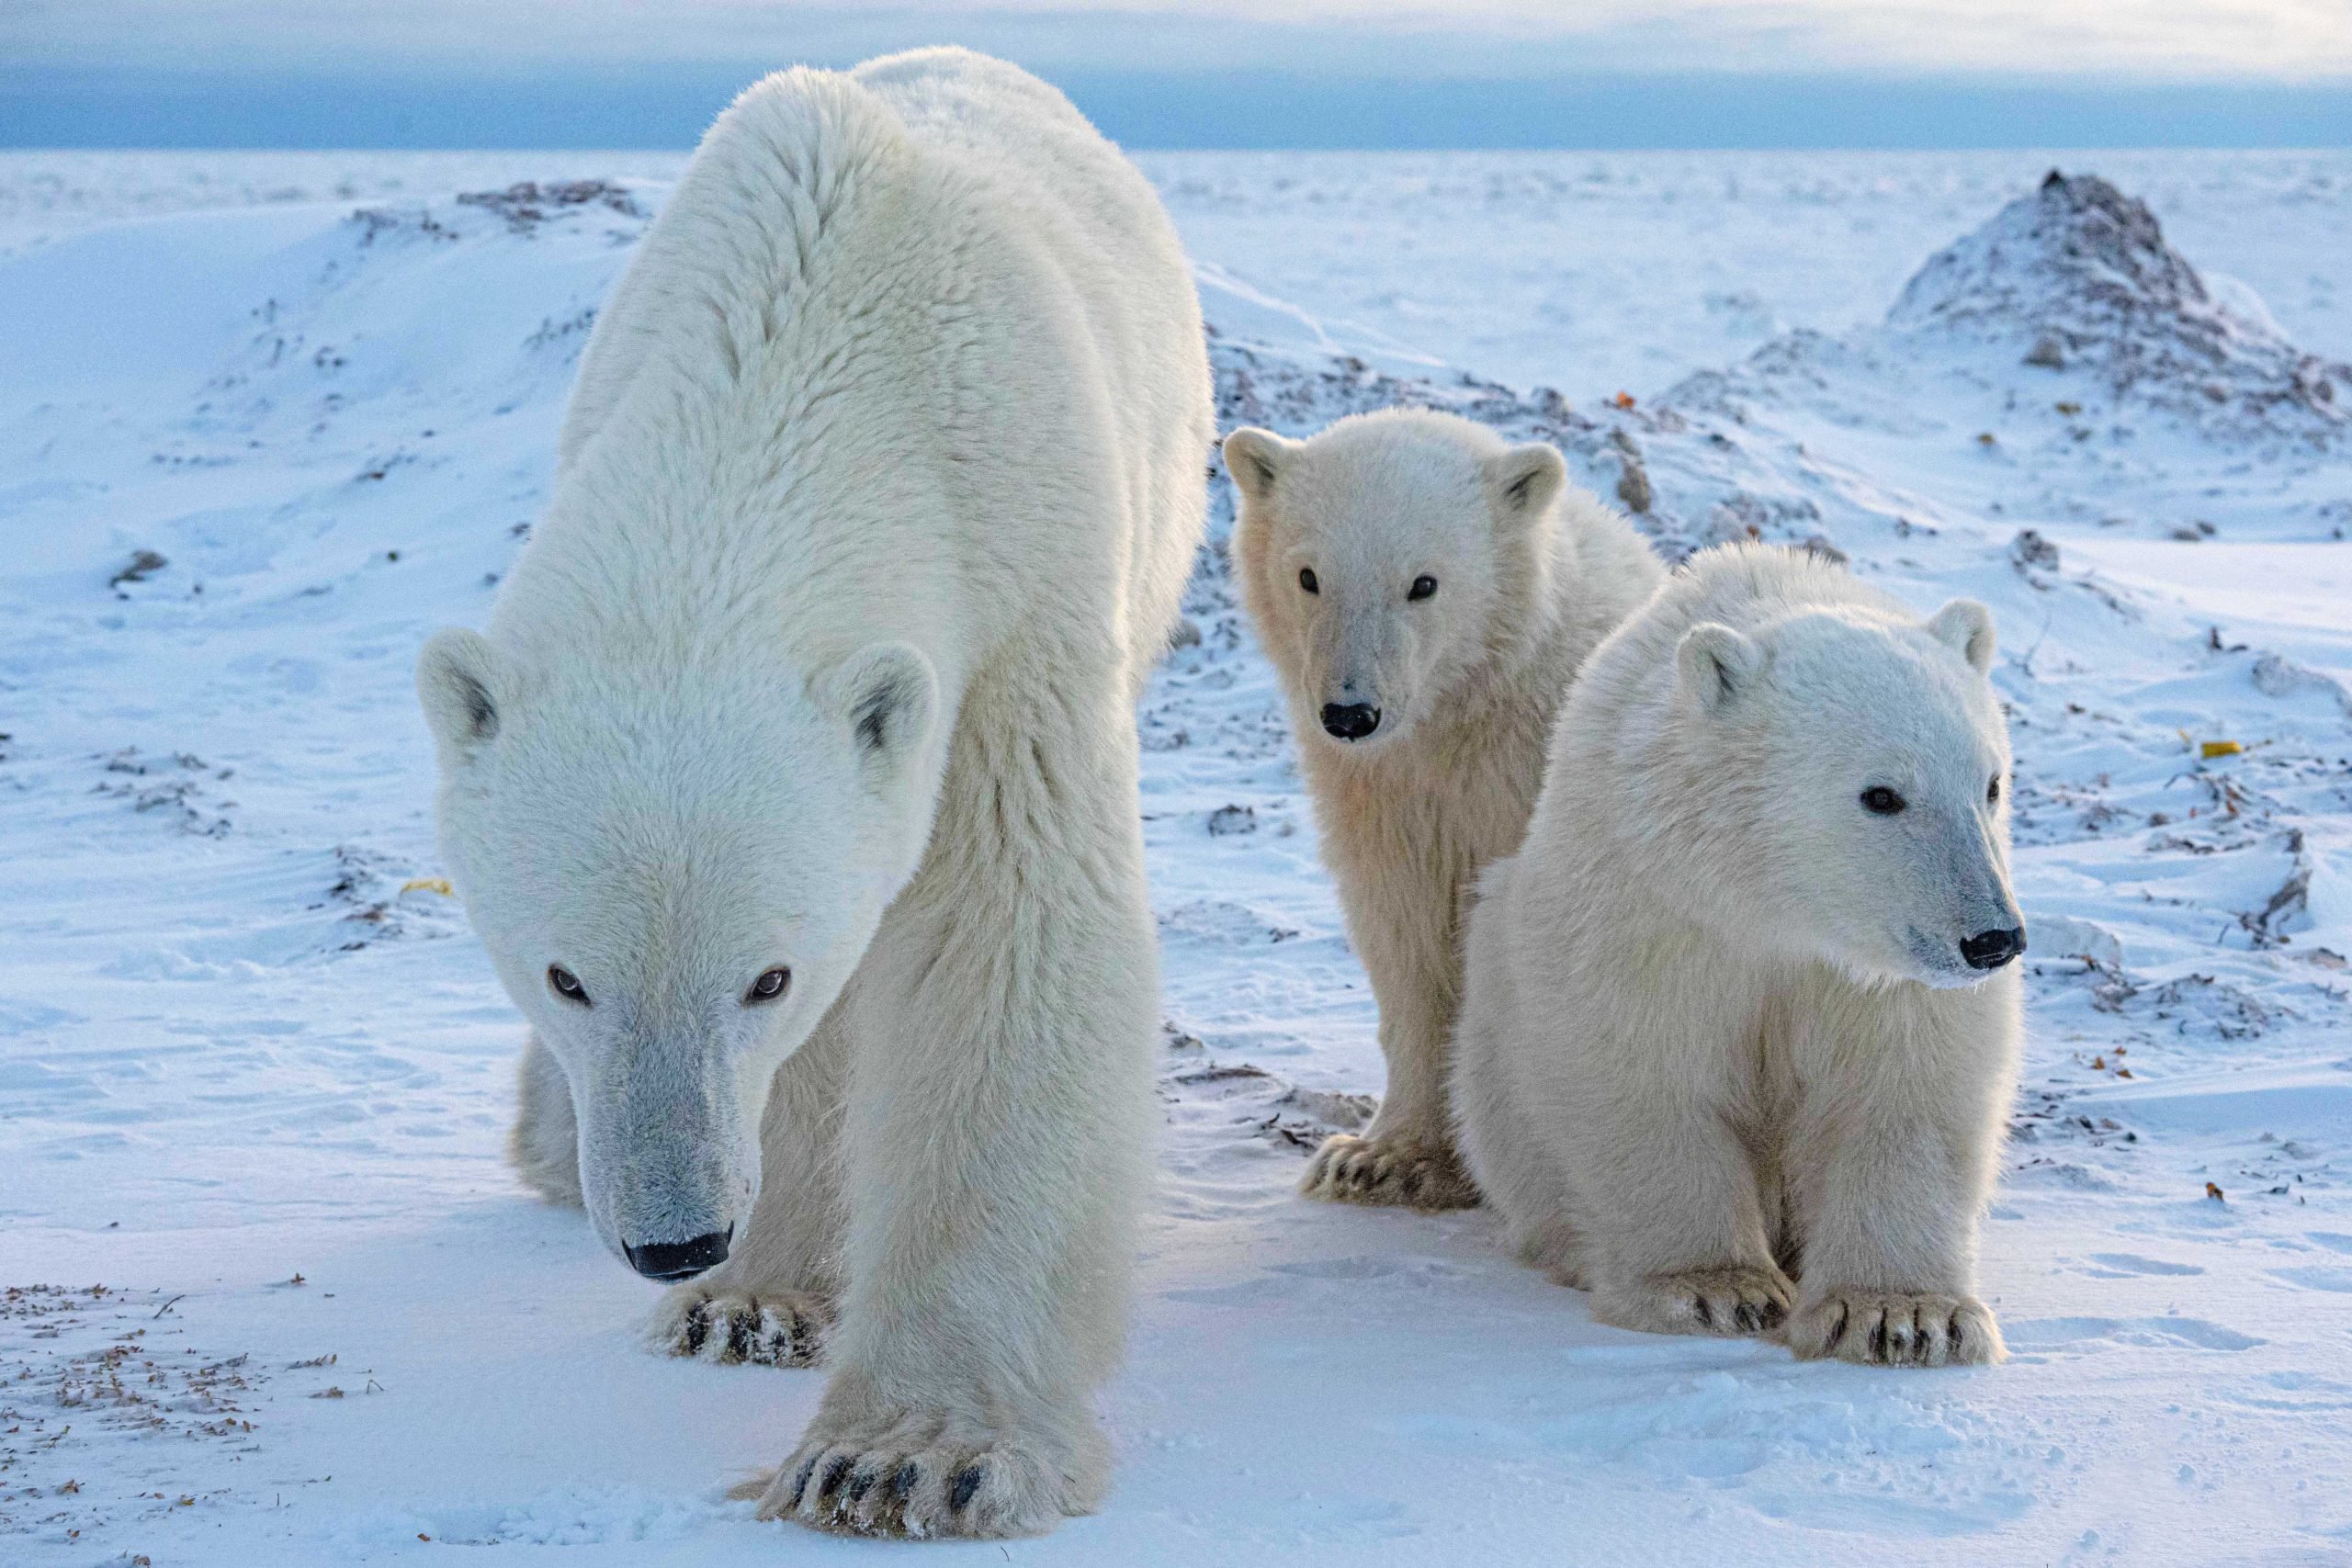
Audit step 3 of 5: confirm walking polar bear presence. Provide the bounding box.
[1453,544,2025,1367]
[418,51,1211,1537]
[1225,411,1664,1209]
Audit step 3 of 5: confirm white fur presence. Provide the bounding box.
[418,50,1211,1537]
[1226,410,1665,1209]
[1452,543,2024,1367]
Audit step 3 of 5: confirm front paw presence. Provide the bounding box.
[650,1283,830,1368]
[1299,1133,1480,1211]
[1783,1291,2004,1367]
[747,1407,1091,1539]
[1595,1264,1793,1337]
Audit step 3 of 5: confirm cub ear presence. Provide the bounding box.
[1484,443,1566,524]
[1677,622,1762,715]
[823,643,937,783]
[416,628,509,762]
[1926,598,1996,674]
[1221,427,1293,504]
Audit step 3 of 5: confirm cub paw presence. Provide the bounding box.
[1598,1265,1793,1337]
[746,1414,1084,1539]
[1783,1291,2004,1368]
[1299,1133,1480,1211]
[650,1284,829,1369]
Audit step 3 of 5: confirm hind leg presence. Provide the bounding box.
[508,1033,582,1207]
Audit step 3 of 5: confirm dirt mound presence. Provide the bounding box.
[1888,170,2346,442]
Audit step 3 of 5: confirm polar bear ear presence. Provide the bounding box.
[823,643,938,784]
[1926,598,1996,674]
[1221,428,1293,504]
[417,627,509,762]
[1677,622,1762,715]
[1484,444,1566,524]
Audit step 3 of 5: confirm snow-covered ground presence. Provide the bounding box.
[3,148,2350,1566]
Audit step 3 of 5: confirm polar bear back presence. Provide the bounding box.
[532,47,1209,694]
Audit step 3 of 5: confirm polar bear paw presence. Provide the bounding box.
[1600,1265,1793,1337]
[1299,1133,1480,1211]
[746,1411,1086,1539]
[650,1284,830,1369]
[1782,1291,2004,1368]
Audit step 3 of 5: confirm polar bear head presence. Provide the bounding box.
[417,631,940,1278]
[1670,592,2025,988]
[1226,410,1568,754]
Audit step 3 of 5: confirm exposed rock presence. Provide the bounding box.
[2010,529,2062,571]
[455,179,643,231]
[108,548,167,591]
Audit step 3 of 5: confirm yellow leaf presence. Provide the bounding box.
[399,876,454,897]
[2200,740,2242,760]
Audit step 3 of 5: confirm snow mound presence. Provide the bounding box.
[1888,171,2348,443]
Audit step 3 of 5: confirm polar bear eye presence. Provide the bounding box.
[1987,774,2003,805]
[1298,568,1318,594]
[745,966,792,1005]
[548,964,590,1006]
[1860,786,1907,816]
[1408,575,1439,602]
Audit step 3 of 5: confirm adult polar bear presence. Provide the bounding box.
[417,51,1212,1538]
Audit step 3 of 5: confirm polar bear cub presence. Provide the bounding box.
[1452,544,2024,1366]
[1225,410,1664,1210]
[419,51,1210,1537]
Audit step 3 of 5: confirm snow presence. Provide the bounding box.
[4,148,2351,1565]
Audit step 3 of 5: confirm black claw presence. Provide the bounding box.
[948,1464,985,1514]
[890,1460,922,1502]
[846,1466,876,1504]
[1824,1304,1850,1349]
[1734,1301,1759,1333]
[1691,1292,1714,1328]
[787,1453,820,1509]
[1868,1315,1889,1361]
[1950,1315,1965,1357]
[681,1302,710,1357]
[1759,1298,1785,1329]
[728,1311,755,1362]
[820,1455,854,1503]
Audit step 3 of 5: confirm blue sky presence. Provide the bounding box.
[6,1,2349,148]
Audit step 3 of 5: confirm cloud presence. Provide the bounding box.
[6,0,2349,82]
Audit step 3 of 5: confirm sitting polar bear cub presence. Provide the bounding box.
[1224,410,1664,1210]
[418,51,1210,1537]
[1452,544,2025,1367]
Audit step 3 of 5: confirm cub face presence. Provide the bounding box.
[1673,597,2025,988]
[1226,409,1566,755]
[417,631,939,1279]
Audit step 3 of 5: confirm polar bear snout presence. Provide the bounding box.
[1960,925,2027,971]
[623,1227,734,1281]
[1320,702,1382,741]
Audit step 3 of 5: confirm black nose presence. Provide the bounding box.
[1320,702,1381,741]
[1960,926,2027,971]
[624,1227,731,1281]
